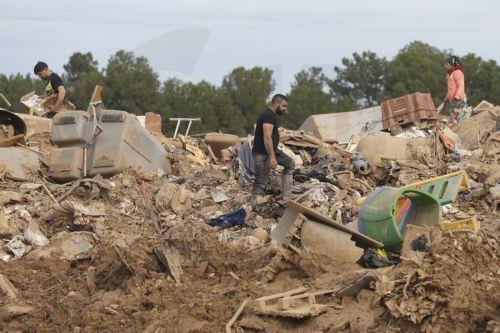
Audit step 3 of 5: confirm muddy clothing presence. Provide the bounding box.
[44,73,64,97]
[253,108,279,155]
[252,150,294,196]
[450,99,468,124]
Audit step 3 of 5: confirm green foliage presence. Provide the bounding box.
[63,52,104,110]
[66,71,106,111]
[0,73,42,113]
[384,41,447,104]
[284,67,334,129]
[63,52,99,82]
[222,66,275,133]
[330,51,388,107]
[461,54,500,106]
[1,43,500,134]
[104,50,161,115]
[160,79,245,136]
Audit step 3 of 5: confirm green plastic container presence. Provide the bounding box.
[358,186,441,253]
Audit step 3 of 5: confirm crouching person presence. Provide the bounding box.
[251,94,295,209]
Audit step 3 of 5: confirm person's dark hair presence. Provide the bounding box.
[34,61,48,74]
[446,55,461,67]
[271,94,288,104]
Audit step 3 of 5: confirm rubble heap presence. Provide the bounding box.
[0,100,499,332]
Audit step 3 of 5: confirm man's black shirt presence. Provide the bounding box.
[45,73,64,97]
[252,108,279,155]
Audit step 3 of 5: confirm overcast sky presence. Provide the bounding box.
[1,0,499,92]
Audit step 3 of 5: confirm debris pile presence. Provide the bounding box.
[0,98,498,332]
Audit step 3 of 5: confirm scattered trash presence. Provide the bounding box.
[27,231,95,261]
[56,200,106,225]
[0,191,24,206]
[359,248,398,268]
[208,208,246,229]
[351,152,371,175]
[155,181,193,215]
[441,217,480,233]
[210,190,229,203]
[5,236,31,259]
[358,186,441,253]
[23,221,49,247]
[0,97,497,332]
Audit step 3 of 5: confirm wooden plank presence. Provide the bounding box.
[335,273,375,298]
[270,208,300,244]
[207,146,219,165]
[87,85,103,116]
[255,287,308,309]
[154,241,183,285]
[278,289,335,310]
[283,200,383,248]
[255,304,327,318]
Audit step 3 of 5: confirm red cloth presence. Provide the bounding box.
[447,65,464,75]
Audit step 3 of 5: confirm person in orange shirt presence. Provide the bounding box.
[443,55,468,124]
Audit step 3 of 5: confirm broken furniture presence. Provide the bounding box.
[402,170,470,206]
[381,92,438,133]
[49,109,172,182]
[254,272,375,318]
[254,287,329,318]
[357,171,470,208]
[358,186,441,253]
[169,117,201,138]
[271,200,382,263]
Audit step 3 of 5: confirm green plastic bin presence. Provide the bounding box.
[358,186,441,253]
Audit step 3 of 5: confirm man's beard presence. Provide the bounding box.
[276,108,285,115]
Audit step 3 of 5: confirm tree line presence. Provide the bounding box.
[1,41,499,135]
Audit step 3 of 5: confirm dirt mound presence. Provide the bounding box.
[373,231,500,332]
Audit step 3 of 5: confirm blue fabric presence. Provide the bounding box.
[208,208,246,229]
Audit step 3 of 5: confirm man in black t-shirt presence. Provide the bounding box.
[252,94,295,207]
[34,61,66,114]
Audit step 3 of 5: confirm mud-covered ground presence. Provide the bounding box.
[1,136,499,333]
